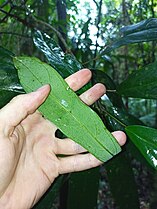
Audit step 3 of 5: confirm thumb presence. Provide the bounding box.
[0,85,50,136]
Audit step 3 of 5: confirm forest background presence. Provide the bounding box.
[0,0,157,209]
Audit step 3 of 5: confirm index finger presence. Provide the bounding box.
[65,69,92,91]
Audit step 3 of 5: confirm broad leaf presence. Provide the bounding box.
[126,125,157,170]
[14,56,121,162]
[117,61,157,99]
[102,18,157,54]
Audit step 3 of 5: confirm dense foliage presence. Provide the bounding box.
[0,0,157,208]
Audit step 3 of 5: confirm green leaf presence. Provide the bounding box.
[117,61,157,99]
[102,18,157,54]
[0,46,24,108]
[14,56,121,162]
[125,125,157,170]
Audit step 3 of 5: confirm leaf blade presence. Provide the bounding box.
[14,56,121,162]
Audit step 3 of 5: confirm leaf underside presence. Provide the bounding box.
[14,56,121,162]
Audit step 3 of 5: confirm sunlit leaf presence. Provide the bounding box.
[126,125,157,170]
[14,56,121,162]
[117,61,157,99]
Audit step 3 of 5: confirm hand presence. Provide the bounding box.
[0,69,126,209]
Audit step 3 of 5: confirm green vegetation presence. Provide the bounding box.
[0,0,157,208]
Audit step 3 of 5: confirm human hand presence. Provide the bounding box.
[0,69,126,209]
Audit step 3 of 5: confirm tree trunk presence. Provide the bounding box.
[56,0,67,51]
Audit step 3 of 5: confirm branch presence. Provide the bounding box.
[0,8,29,25]
[31,16,71,53]
[0,7,71,53]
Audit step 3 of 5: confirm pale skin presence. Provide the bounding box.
[0,69,126,209]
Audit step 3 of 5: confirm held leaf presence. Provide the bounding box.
[14,56,121,162]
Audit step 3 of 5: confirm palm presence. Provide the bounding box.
[0,70,126,209]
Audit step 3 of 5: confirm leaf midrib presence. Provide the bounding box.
[18,58,118,156]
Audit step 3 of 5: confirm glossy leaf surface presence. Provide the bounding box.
[102,18,157,54]
[126,125,157,170]
[33,31,82,78]
[14,56,121,162]
[117,61,157,99]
